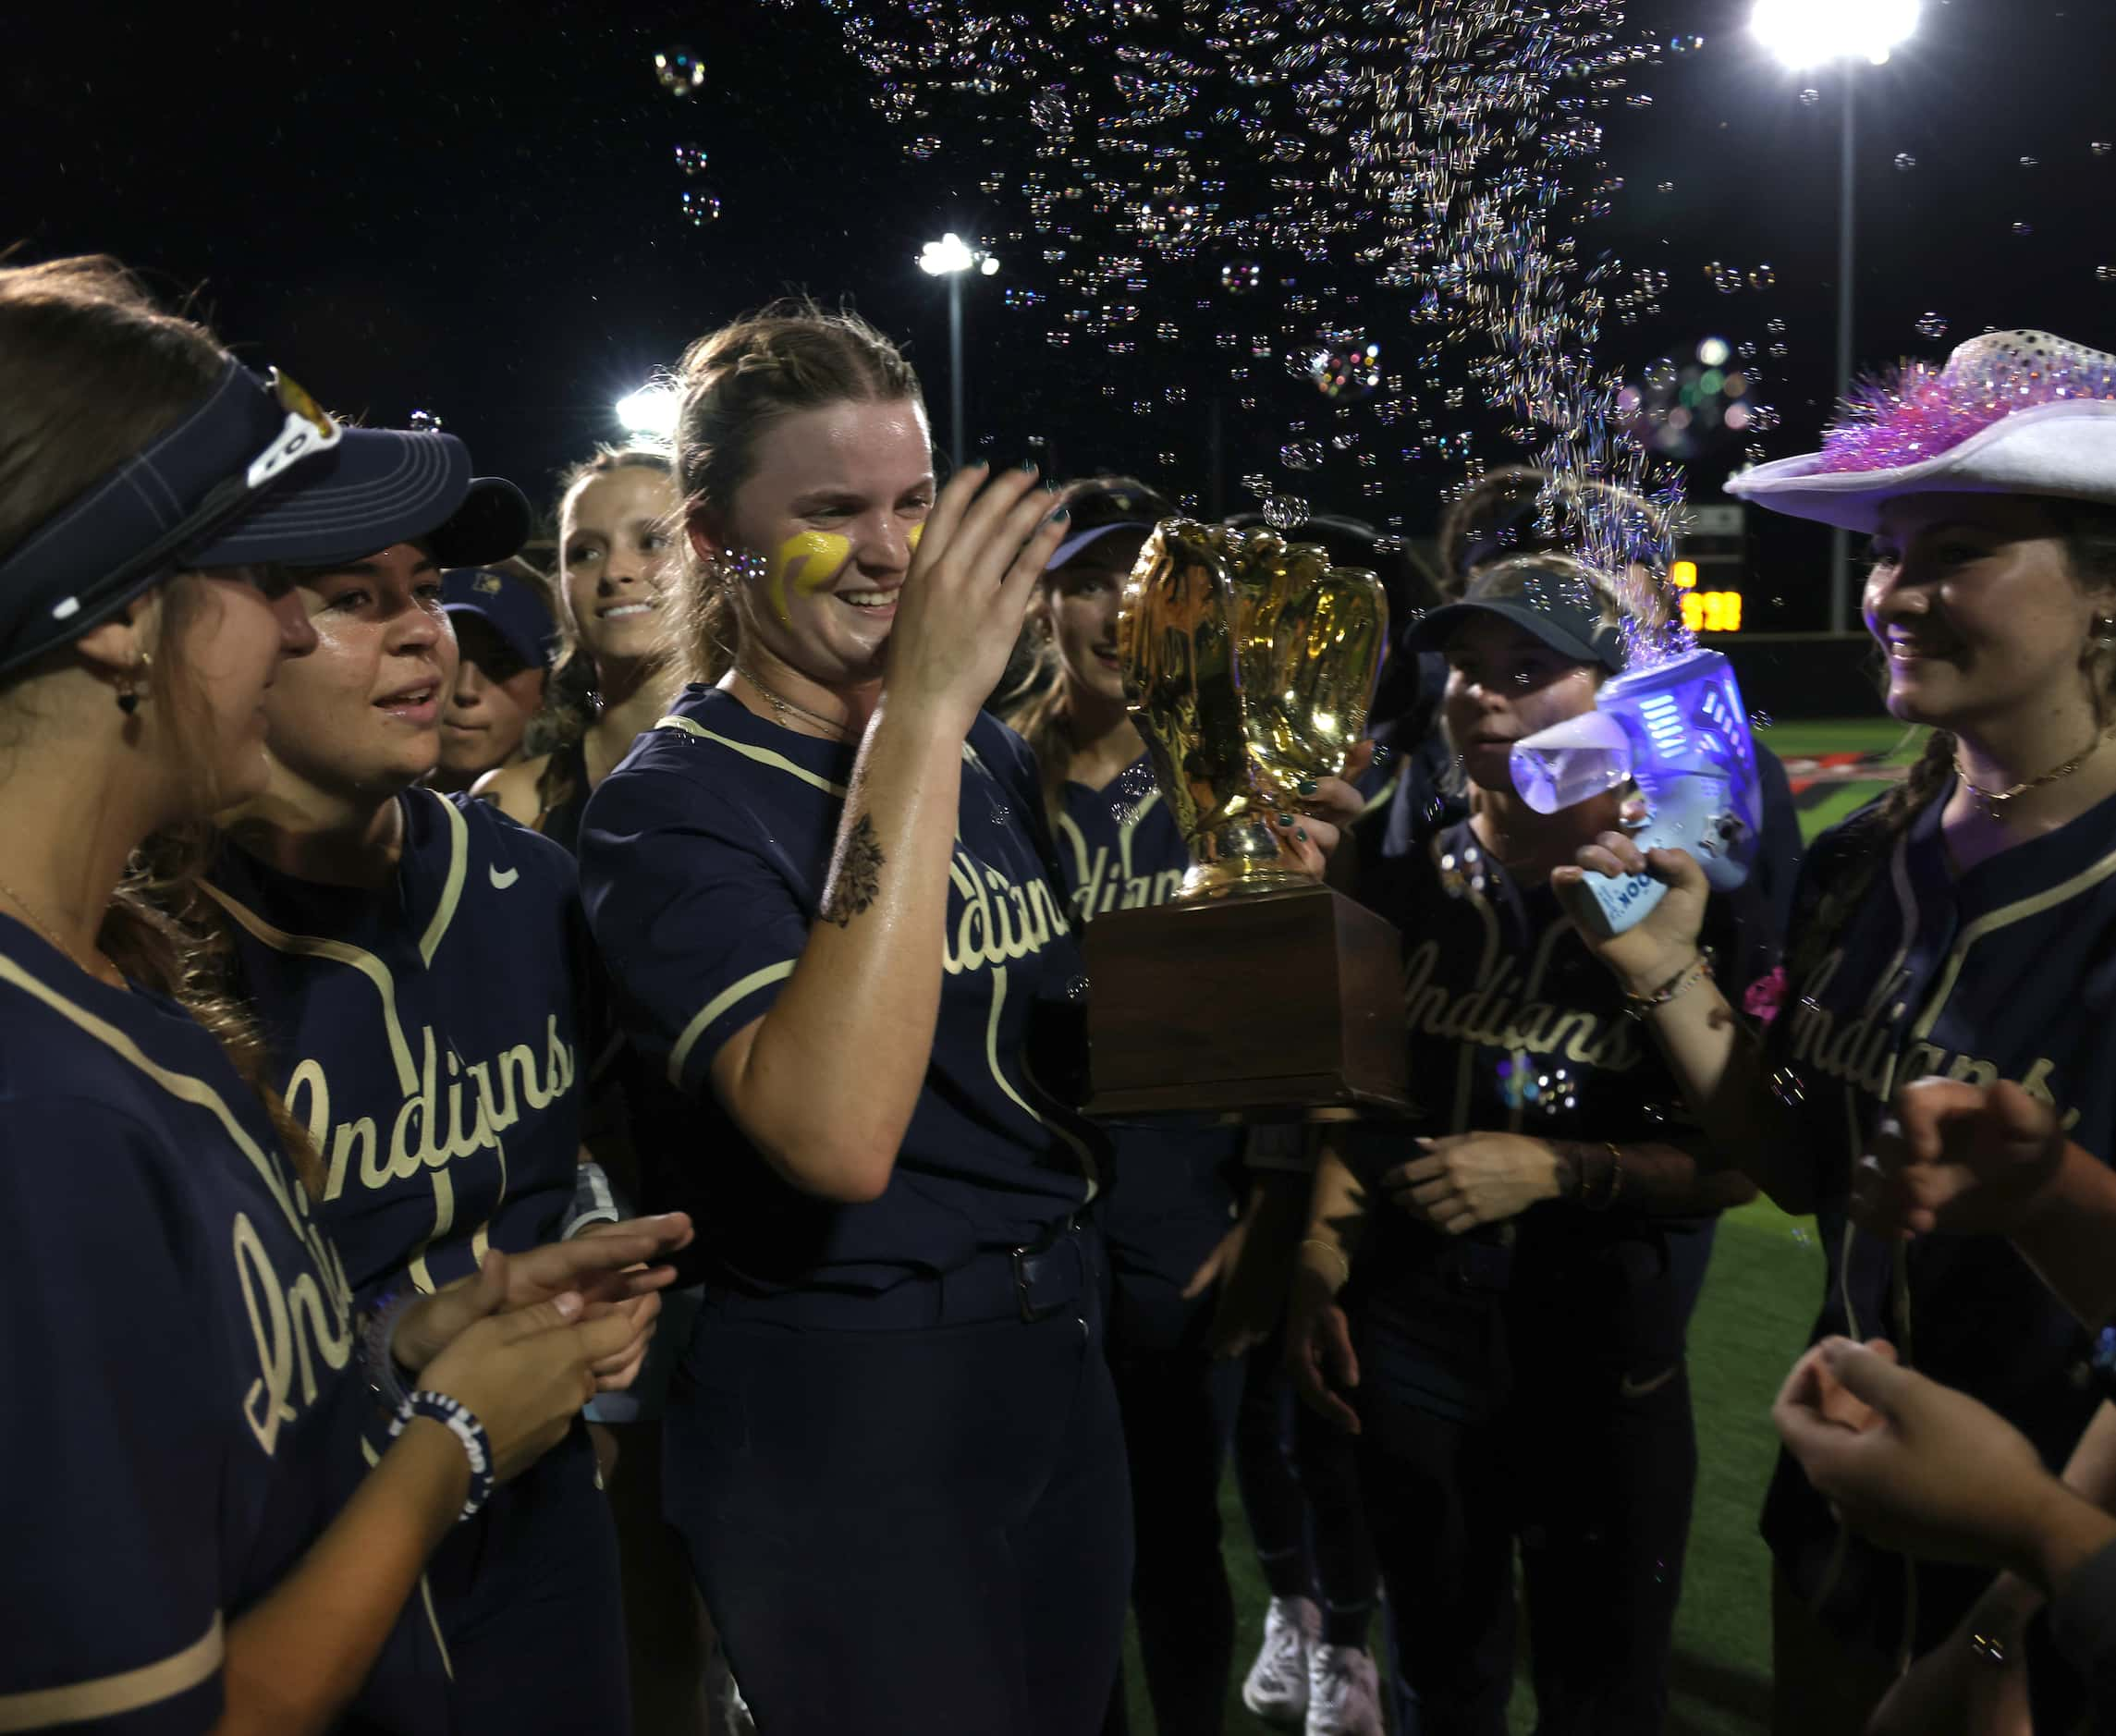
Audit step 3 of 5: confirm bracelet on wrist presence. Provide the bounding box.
[389,1390,496,1522]
[1299,1237,1352,1290]
[1623,948,1715,1021]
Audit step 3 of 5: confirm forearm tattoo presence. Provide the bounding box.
[823,813,885,928]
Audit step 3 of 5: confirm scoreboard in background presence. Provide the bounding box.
[1672,503,1745,634]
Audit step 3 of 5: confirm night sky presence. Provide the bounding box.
[11,0,2115,629]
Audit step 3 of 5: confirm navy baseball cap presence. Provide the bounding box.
[443,568,556,670]
[0,356,532,677]
[1402,556,1625,673]
[1046,476,1175,570]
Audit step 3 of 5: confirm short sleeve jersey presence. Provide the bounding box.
[1761,785,2116,1649]
[0,925,370,1733]
[578,686,1104,1301]
[204,789,587,1304]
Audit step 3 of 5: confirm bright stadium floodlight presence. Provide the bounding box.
[1751,0,1919,67]
[1749,0,1920,636]
[616,384,679,441]
[918,233,977,275]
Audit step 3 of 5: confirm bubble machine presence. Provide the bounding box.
[1509,647,1761,935]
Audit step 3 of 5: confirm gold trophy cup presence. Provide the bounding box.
[1082,520,1412,1116]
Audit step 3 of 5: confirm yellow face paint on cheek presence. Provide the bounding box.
[765,532,853,628]
[908,520,924,554]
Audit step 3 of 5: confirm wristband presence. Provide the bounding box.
[360,1286,418,1412]
[389,1390,495,1522]
[1584,1142,1627,1212]
[561,1159,622,1240]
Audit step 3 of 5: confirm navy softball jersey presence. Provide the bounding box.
[1336,817,1778,1412]
[203,789,588,1303]
[578,685,1103,1303]
[1762,784,2116,1654]
[203,788,626,1729]
[0,924,371,1731]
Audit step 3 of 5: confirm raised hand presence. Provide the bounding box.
[883,460,1071,729]
[1550,829,1712,993]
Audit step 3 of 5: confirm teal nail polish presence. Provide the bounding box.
[1295,776,1317,796]
[1046,507,1071,525]
[1020,458,1039,472]
[1296,827,1309,843]
[1274,812,1294,827]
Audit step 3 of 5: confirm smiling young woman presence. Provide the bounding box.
[575,302,1144,1736]
[1567,330,2116,1733]
[476,447,683,851]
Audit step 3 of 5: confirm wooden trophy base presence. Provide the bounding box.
[1082,882,1411,1118]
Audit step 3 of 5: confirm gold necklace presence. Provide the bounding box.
[737,665,851,740]
[1956,727,2116,819]
[0,876,122,988]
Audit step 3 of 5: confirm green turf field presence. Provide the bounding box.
[1119,720,1905,1734]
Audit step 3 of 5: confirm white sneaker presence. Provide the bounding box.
[1305,1642,1384,1736]
[1241,1595,1319,1725]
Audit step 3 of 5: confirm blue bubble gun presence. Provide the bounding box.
[1507,647,1760,936]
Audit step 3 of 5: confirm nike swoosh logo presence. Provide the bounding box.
[488,865,520,890]
[1619,1364,1680,1399]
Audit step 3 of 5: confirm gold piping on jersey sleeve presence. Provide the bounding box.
[1905,846,2116,1048]
[0,1612,223,1730]
[668,960,799,1087]
[194,883,421,1097]
[416,789,470,966]
[654,715,850,799]
[0,956,306,1239]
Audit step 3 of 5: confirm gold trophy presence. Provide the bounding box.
[1082,519,1412,1116]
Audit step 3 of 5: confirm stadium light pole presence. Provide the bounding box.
[1751,0,1920,636]
[918,233,1000,471]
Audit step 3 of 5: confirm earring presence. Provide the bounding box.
[116,650,152,715]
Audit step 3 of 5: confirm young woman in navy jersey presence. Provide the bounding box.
[1003,475,1258,1736]
[1564,330,2116,1734]
[197,440,691,1729]
[580,306,1361,1734]
[1288,556,1771,1735]
[481,444,722,1734]
[479,446,684,852]
[0,257,657,1735]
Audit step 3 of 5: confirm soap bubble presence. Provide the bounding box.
[681,188,721,226]
[1893,153,1916,171]
[2019,155,2039,168]
[1029,91,1071,132]
[2012,221,2034,237]
[1706,262,1742,294]
[1279,441,1324,471]
[674,143,709,177]
[1262,495,1310,532]
[1747,264,1776,290]
[2096,141,2115,158]
[653,47,705,97]
[1311,341,1381,400]
[2099,266,2116,284]
[1798,87,1820,106]
[1914,311,1949,339]
[907,136,940,160]
[410,409,443,433]
[1221,261,1262,295]
[1669,33,1704,53]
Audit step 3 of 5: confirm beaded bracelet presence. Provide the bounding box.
[360,1286,418,1413]
[1622,948,1715,1022]
[389,1390,496,1522]
[1299,1238,1352,1288]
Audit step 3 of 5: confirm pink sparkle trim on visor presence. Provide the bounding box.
[1816,330,2116,476]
